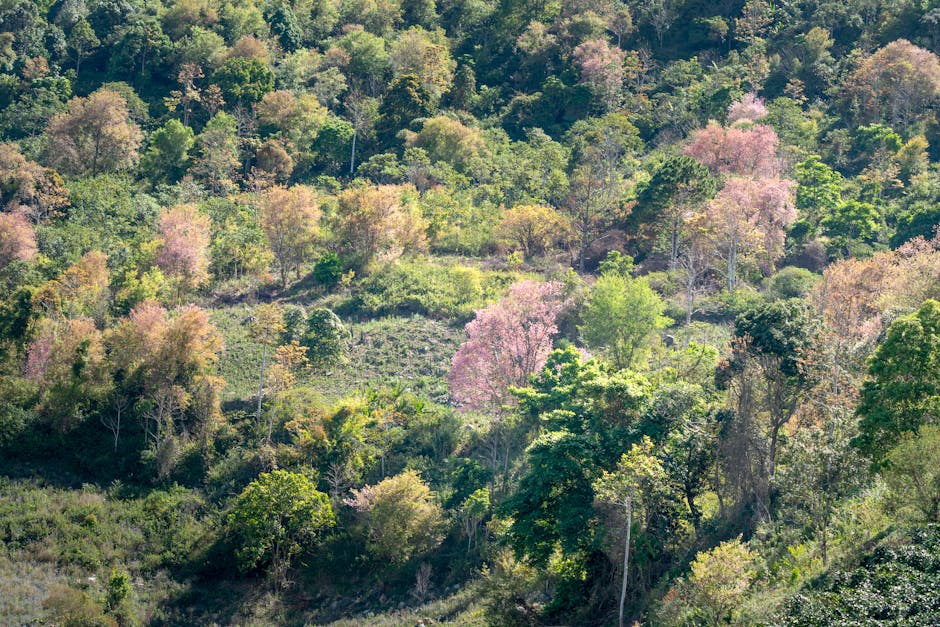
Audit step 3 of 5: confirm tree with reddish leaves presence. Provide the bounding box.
[155,204,212,301]
[448,280,567,412]
[573,38,626,112]
[684,122,782,178]
[0,212,37,269]
[843,39,940,132]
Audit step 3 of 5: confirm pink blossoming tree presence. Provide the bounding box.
[155,203,212,300]
[448,280,566,412]
[0,212,37,268]
[688,176,797,291]
[727,93,768,125]
[684,121,782,178]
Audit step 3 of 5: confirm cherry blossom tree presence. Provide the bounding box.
[688,176,796,291]
[573,38,626,112]
[448,280,566,412]
[156,204,212,300]
[726,93,768,125]
[684,121,782,178]
[0,212,37,268]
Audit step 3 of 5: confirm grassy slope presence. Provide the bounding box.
[211,306,465,404]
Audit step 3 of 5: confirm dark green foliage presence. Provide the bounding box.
[302,307,350,367]
[264,3,302,52]
[375,73,432,146]
[856,300,940,460]
[822,200,883,243]
[139,119,194,183]
[313,251,343,286]
[796,155,843,227]
[891,206,940,248]
[212,57,275,106]
[783,527,940,625]
[733,299,817,377]
[769,267,818,300]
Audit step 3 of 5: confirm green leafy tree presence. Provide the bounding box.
[634,155,715,266]
[140,119,195,183]
[594,437,672,627]
[228,470,334,584]
[856,299,940,460]
[795,155,842,227]
[345,470,444,565]
[375,73,433,146]
[302,307,350,367]
[686,539,756,626]
[580,266,670,370]
[192,112,240,193]
[212,57,275,106]
[883,424,940,522]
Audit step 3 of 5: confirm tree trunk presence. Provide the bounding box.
[257,343,267,433]
[670,213,680,270]
[349,130,358,176]
[619,497,632,627]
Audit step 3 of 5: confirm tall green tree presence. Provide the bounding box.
[580,261,670,370]
[856,299,940,460]
[633,155,715,266]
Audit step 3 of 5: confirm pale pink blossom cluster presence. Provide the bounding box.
[0,212,37,268]
[448,280,567,412]
[573,39,626,109]
[727,93,768,125]
[699,176,797,264]
[684,121,782,178]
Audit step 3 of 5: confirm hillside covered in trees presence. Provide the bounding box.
[4,0,940,624]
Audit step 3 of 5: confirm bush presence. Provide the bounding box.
[355,258,520,320]
[302,307,350,367]
[782,527,940,625]
[313,252,343,287]
[768,267,818,299]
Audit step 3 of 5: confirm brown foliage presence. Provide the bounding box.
[43,89,143,176]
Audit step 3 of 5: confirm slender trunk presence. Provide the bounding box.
[257,343,267,432]
[619,497,632,627]
[579,233,588,273]
[727,239,737,292]
[670,214,680,269]
[349,130,357,176]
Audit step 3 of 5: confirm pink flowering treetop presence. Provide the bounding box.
[688,176,797,291]
[0,211,37,268]
[155,203,212,298]
[684,121,782,178]
[448,280,567,412]
[727,93,768,125]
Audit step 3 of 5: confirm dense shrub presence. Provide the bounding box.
[355,259,521,320]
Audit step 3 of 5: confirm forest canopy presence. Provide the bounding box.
[2,0,940,625]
